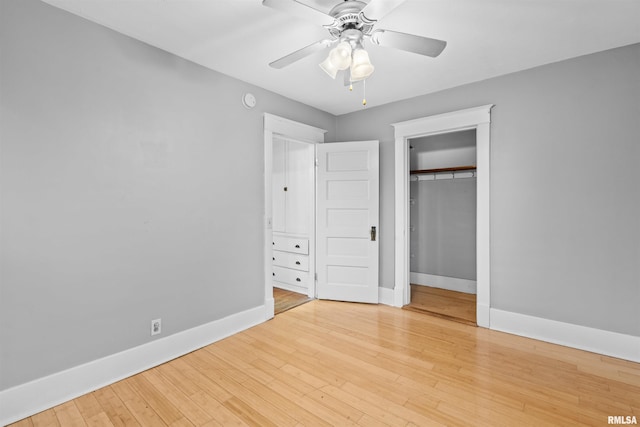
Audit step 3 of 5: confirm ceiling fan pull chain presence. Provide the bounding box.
[362,79,367,106]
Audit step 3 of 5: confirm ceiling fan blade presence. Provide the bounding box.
[370,29,447,58]
[262,0,336,27]
[360,0,406,22]
[269,39,333,69]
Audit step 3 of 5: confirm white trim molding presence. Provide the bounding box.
[392,105,493,327]
[0,304,267,426]
[491,309,640,363]
[410,273,476,294]
[264,113,327,141]
[378,286,395,306]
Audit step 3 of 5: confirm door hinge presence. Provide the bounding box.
[315,158,319,167]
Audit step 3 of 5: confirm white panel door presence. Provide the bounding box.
[316,141,379,303]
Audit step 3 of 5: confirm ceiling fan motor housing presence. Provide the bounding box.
[326,0,375,39]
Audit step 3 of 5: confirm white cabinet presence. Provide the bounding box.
[273,235,308,254]
[272,137,313,235]
[272,235,310,291]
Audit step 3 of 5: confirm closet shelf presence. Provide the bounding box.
[410,165,476,175]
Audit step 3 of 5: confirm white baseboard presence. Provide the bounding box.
[410,272,476,294]
[265,297,275,320]
[379,286,395,306]
[0,304,267,426]
[477,303,490,328]
[490,308,640,363]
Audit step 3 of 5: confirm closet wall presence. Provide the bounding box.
[271,136,314,295]
[410,130,477,294]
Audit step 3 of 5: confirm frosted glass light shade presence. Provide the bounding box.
[319,56,338,79]
[350,49,374,81]
[329,41,352,70]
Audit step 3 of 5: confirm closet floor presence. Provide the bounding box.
[404,284,476,326]
[273,287,313,315]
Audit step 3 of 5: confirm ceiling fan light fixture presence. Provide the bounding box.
[329,41,352,70]
[350,48,374,81]
[319,56,339,79]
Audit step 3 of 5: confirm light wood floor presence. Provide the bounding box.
[404,284,477,325]
[273,287,312,315]
[11,300,640,426]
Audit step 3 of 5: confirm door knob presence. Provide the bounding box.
[370,226,377,241]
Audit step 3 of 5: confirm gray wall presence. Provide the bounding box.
[410,178,477,280]
[336,43,640,336]
[0,0,335,390]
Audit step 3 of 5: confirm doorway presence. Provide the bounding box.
[263,114,381,319]
[263,114,325,319]
[392,105,493,327]
[404,130,477,325]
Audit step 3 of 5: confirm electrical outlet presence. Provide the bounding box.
[151,318,161,336]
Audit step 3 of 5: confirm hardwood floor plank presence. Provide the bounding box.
[30,408,60,427]
[306,387,364,423]
[222,396,280,427]
[188,391,247,426]
[10,300,640,427]
[127,375,183,425]
[170,356,234,403]
[8,417,33,427]
[73,393,104,422]
[92,386,140,427]
[121,395,166,427]
[85,412,115,427]
[52,402,86,427]
[273,288,312,315]
[341,381,443,427]
[168,417,194,427]
[320,384,408,426]
[406,284,477,324]
[142,369,212,426]
[241,377,333,427]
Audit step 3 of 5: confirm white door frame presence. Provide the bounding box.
[263,113,326,320]
[392,105,493,328]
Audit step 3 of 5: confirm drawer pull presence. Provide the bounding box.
[295,261,301,265]
[272,272,275,276]
[295,244,300,248]
[296,278,301,282]
[273,257,275,261]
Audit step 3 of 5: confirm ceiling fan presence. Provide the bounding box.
[263,0,447,87]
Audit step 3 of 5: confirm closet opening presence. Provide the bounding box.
[271,135,315,313]
[392,105,493,328]
[404,130,477,325]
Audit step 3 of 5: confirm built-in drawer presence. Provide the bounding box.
[272,266,310,288]
[273,235,308,255]
[272,250,309,271]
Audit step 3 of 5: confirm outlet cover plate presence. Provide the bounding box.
[151,319,162,336]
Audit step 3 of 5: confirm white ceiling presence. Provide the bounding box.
[42,0,640,116]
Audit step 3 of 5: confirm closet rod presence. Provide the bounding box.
[410,165,476,175]
[411,171,476,181]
